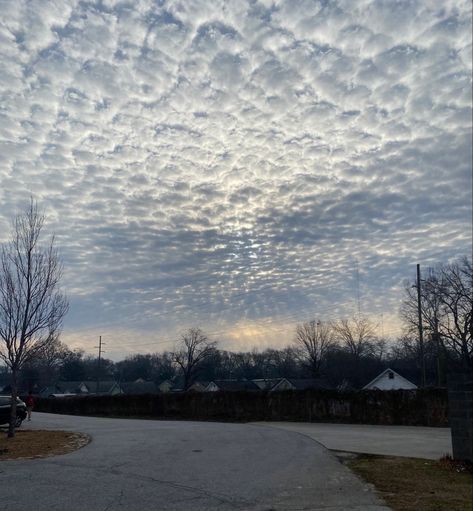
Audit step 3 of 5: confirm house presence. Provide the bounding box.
[82,381,123,395]
[202,378,331,393]
[120,381,159,395]
[362,368,418,391]
[39,386,63,398]
[39,381,89,397]
[40,380,123,397]
[251,378,283,390]
[58,381,90,394]
[187,381,209,392]
[157,380,174,393]
[205,380,260,392]
[270,378,331,392]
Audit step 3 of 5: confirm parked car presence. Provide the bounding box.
[0,395,27,427]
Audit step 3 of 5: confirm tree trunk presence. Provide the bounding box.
[8,369,18,438]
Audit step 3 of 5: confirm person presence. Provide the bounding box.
[25,391,34,421]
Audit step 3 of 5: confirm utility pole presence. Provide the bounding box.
[416,264,426,387]
[95,336,105,394]
[434,315,442,387]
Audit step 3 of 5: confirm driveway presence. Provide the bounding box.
[253,422,452,459]
[1,413,390,511]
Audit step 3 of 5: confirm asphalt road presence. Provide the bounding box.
[1,413,390,511]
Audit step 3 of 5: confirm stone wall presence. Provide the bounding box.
[35,388,449,427]
[447,371,473,461]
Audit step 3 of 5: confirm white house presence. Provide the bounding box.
[204,380,260,392]
[362,368,418,391]
[157,380,174,393]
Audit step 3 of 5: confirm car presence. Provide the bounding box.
[0,395,28,427]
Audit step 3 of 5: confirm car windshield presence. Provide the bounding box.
[0,396,25,405]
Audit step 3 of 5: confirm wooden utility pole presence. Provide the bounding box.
[416,264,426,387]
[95,336,105,394]
[433,315,442,387]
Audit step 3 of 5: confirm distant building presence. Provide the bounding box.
[79,381,123,395]
[40,381,123,397]
[187,381,209,392]
[203,378,332,392]
[157,380,174,393]
[362,368,418,391]
[205,380,260,392]
[270,378,332,392]
[251,378,283,390]
[120,381,159,395]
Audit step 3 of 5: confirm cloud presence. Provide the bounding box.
[0,0,471,358]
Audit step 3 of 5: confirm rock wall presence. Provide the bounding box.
[447,371,473,461]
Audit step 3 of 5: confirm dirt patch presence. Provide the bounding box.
[0,429,90,460]
[346,453,473,511]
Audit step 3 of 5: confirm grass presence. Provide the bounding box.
[346,453,473,511]
[0,429,90,460]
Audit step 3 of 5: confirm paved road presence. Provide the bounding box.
[253,422,452,459]
[1,413,390,511]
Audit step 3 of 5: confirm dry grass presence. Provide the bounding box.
[347,453,473,511]
[0,429,90,460]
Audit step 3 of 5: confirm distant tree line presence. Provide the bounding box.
[0,200,470,395]
[2,312,464,393]
[2,201,469,441]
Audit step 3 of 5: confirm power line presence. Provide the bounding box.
[96,309,403,354]
[100,304,345,350]
[103,294,361,339]
[77,295,403,352]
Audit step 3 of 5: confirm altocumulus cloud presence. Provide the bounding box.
[0,0,471,357]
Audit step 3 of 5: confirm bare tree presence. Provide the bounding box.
[402,257,473,370]
[172,328,216,390]
[402,269,442,339]
[402,270,444,383]
[435,258,473,368]
[21,334,71,390]
[332,316,377,361]
[294,320,333,377]
[0,200,68,437]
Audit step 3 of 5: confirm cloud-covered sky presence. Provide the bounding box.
[0,0,471,359]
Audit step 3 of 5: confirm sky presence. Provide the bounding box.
[0,0,471,360]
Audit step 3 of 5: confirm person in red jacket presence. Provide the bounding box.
[25,391,34,421]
